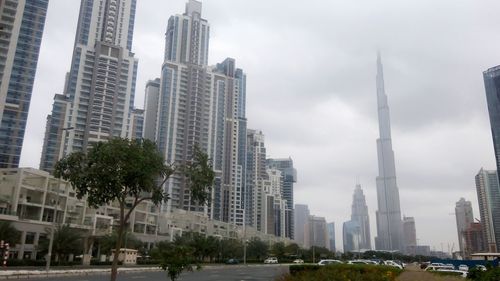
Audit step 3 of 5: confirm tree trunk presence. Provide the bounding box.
[110,217,124,281]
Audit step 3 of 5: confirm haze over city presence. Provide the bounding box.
[18,0,500,252]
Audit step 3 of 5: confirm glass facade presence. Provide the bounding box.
[0,0,49,168]
[483,66,500,251]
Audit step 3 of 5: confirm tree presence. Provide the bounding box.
[99,230,144,255]
[54,138,215,281]
[38,224,82,262]
[271,242,286,259]
[247,237,268,261]
[0,220,20,246]
[219,238,243,260]
[153,241,198,281]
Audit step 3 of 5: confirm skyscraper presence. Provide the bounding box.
[463,222,485,256]
[402,216,417,254]
[475,168,500,252]
[327,222,336,252]
[374,53,404,252]
[41,0,139,172]
[267,158,297,239]
[455,198,474,257]
[484,65,500,176]
[307,215,328,249]
[343,220,361,253]
[294,204,310,247]
[143,78,160,141]
[246,129,267,228]
[0,0,50,168]
[350,184,371,250]
[156,1,247,226]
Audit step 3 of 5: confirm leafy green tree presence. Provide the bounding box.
[99,230,144,255]
[0,220,20,245]
[54,138,214,281]
[271,242,286,259]
[247,237,268,261]
[38,224,82,262]
[219,238,243,260]
[285,243,300,257]
[153,241,199,281]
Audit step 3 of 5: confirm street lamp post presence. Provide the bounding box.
[45,127,73,272]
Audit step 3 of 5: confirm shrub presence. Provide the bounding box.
[136,259,160,265]
[283,264,402,281]
[289,264,321,275]
[467,267,500,281]
[90,260,123,266]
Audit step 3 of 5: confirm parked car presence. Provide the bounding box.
[264,257,278,264]
[435,269,467,278]
[425,265,455,271]
[318,259,343,266]
[225,258,239,264]
[384,260,403,269]
[292,259,304,264]
[458,264,469,271]
[475,265,487,271]
[347,260,370,265]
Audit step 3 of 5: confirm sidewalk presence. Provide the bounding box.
[0,266,161,279]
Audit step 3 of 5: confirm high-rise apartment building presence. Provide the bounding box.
[475,168,500,252]
[343,220,361,252]
[267,158,296,239]
[402,216,417,254]
[307,215,328,249]
[294,204,310,247]
[129,108,143,140]
[246,129,267,228]
[463,222,485,256]
[374,53,404,251]
[142,78,160,141]
[327,222,336,252]
[455,197,474,257]
[156,1,247,226]
[0,0,50,168]
[350,184,371,250]
[41,0,140,172]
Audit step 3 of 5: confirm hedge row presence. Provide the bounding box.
[283,264,402,281]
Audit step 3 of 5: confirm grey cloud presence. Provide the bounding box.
[20,0,500,250]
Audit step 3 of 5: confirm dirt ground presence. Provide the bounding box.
[396,264,463,281]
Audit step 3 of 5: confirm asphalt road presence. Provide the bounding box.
[13,265,289,281]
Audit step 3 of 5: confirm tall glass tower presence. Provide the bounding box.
[481,65,500,252]
[0,0,49,168]
[374,53,404,251]
[40,0,139,173]
[351,184,371,250]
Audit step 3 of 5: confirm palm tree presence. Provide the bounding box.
[0,220,20,245]
[39,224,82,262]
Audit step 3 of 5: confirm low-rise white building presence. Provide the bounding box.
[0,168,291,261]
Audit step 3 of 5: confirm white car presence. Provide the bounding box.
[384,260,403,269]
[458,264,469,271]
[293,259,304,264]
[475,265,487,271]
[347,260,370,265]
[318,259,343,266]
[264,257,278,264]
[436,269,467,278]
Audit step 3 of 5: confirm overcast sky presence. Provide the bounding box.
[20,0,500,252]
